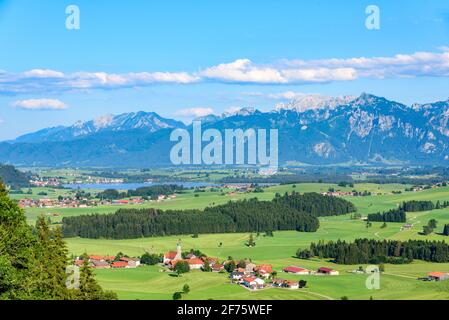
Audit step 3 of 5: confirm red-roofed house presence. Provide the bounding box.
[285,280,299,289]
[211,263,224,272]
[283,266,310,275]
[164,251,178,264]
[89,255,115,262]
[120,257,141,268]
[428,272,449,281]
[91,260,111,269]
[242,276,265,289]
[202,257,219,265]
[317,267,339,275]
[256,264,273,274]
[255,264,273,278]
[111,261,129,268]
[187,258,204,270]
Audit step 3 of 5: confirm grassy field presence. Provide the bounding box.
[91,260,449,300]
[24,182,413,224]
[23,182,449,300]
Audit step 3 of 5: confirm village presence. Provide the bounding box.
[17,194,176,209]
[73,241,449,293]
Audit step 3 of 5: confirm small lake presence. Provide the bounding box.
[63,182,220,190]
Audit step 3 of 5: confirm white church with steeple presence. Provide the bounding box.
[163,240,182,265]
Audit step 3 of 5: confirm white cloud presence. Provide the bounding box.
[22,69,65,78]
[245,91,307,100]
[282,50,449,79]
[200,59,356,84]
[11,98,67,110]
[173,107,215,118]
[200,59,287,84]
[2,48,449,93]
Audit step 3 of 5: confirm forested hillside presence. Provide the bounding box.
[0,164,30,189]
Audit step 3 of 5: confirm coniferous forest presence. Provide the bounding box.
[367,208,407,222]
[400,200,435,212]
[297,238,449,264]
[62,193,356,239]
[0,183,116,300]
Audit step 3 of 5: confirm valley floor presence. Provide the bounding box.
[27,182,449,300]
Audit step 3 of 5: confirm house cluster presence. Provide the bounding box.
[281,266,339,276]
[74,255,141,269]
[18,197,146,209]
[154,194,177,202]
[321,191,355,197]
[222,184,254,193]
[229,262,273,290]
[162,242,223,271]
[162,243,339,291]
[401,224,413,231]
[66,177,125,184]
[29,178,61,187]
[110,198,145,205]
[234,263,339,290]
[18,198,98,209]
[231,264,317,290]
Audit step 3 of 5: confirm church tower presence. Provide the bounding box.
[175,239,182,260]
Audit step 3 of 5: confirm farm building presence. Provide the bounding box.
[230,271,245,280]
[272,279,299,289]
[283,266,310,275]
[91,260,111,269]
[242,276,265,289]
[211,263,224,272]
[120,257,141,268]
[89,255,115,262]
[255,264,273,278]
[285,281,299,289]
[317,267,339,275]
[111,261,129,268]
[401,224,413,231]
[428,272,449,281]
[187,258,205,270]
[245,262,257,274]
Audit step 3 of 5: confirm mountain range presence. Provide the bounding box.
[3,93,449,167]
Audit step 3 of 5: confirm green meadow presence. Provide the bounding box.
[24,182,411,224]
[23,182,449,300]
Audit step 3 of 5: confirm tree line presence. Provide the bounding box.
[399,200,435,212]
[367,208,407,223]
[297,238,449,264]
[62,192,356,239]
[273,191,356,217]
[96,184,183,200]
[367,199,449,223]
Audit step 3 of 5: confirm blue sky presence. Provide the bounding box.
[0,0,449,140]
